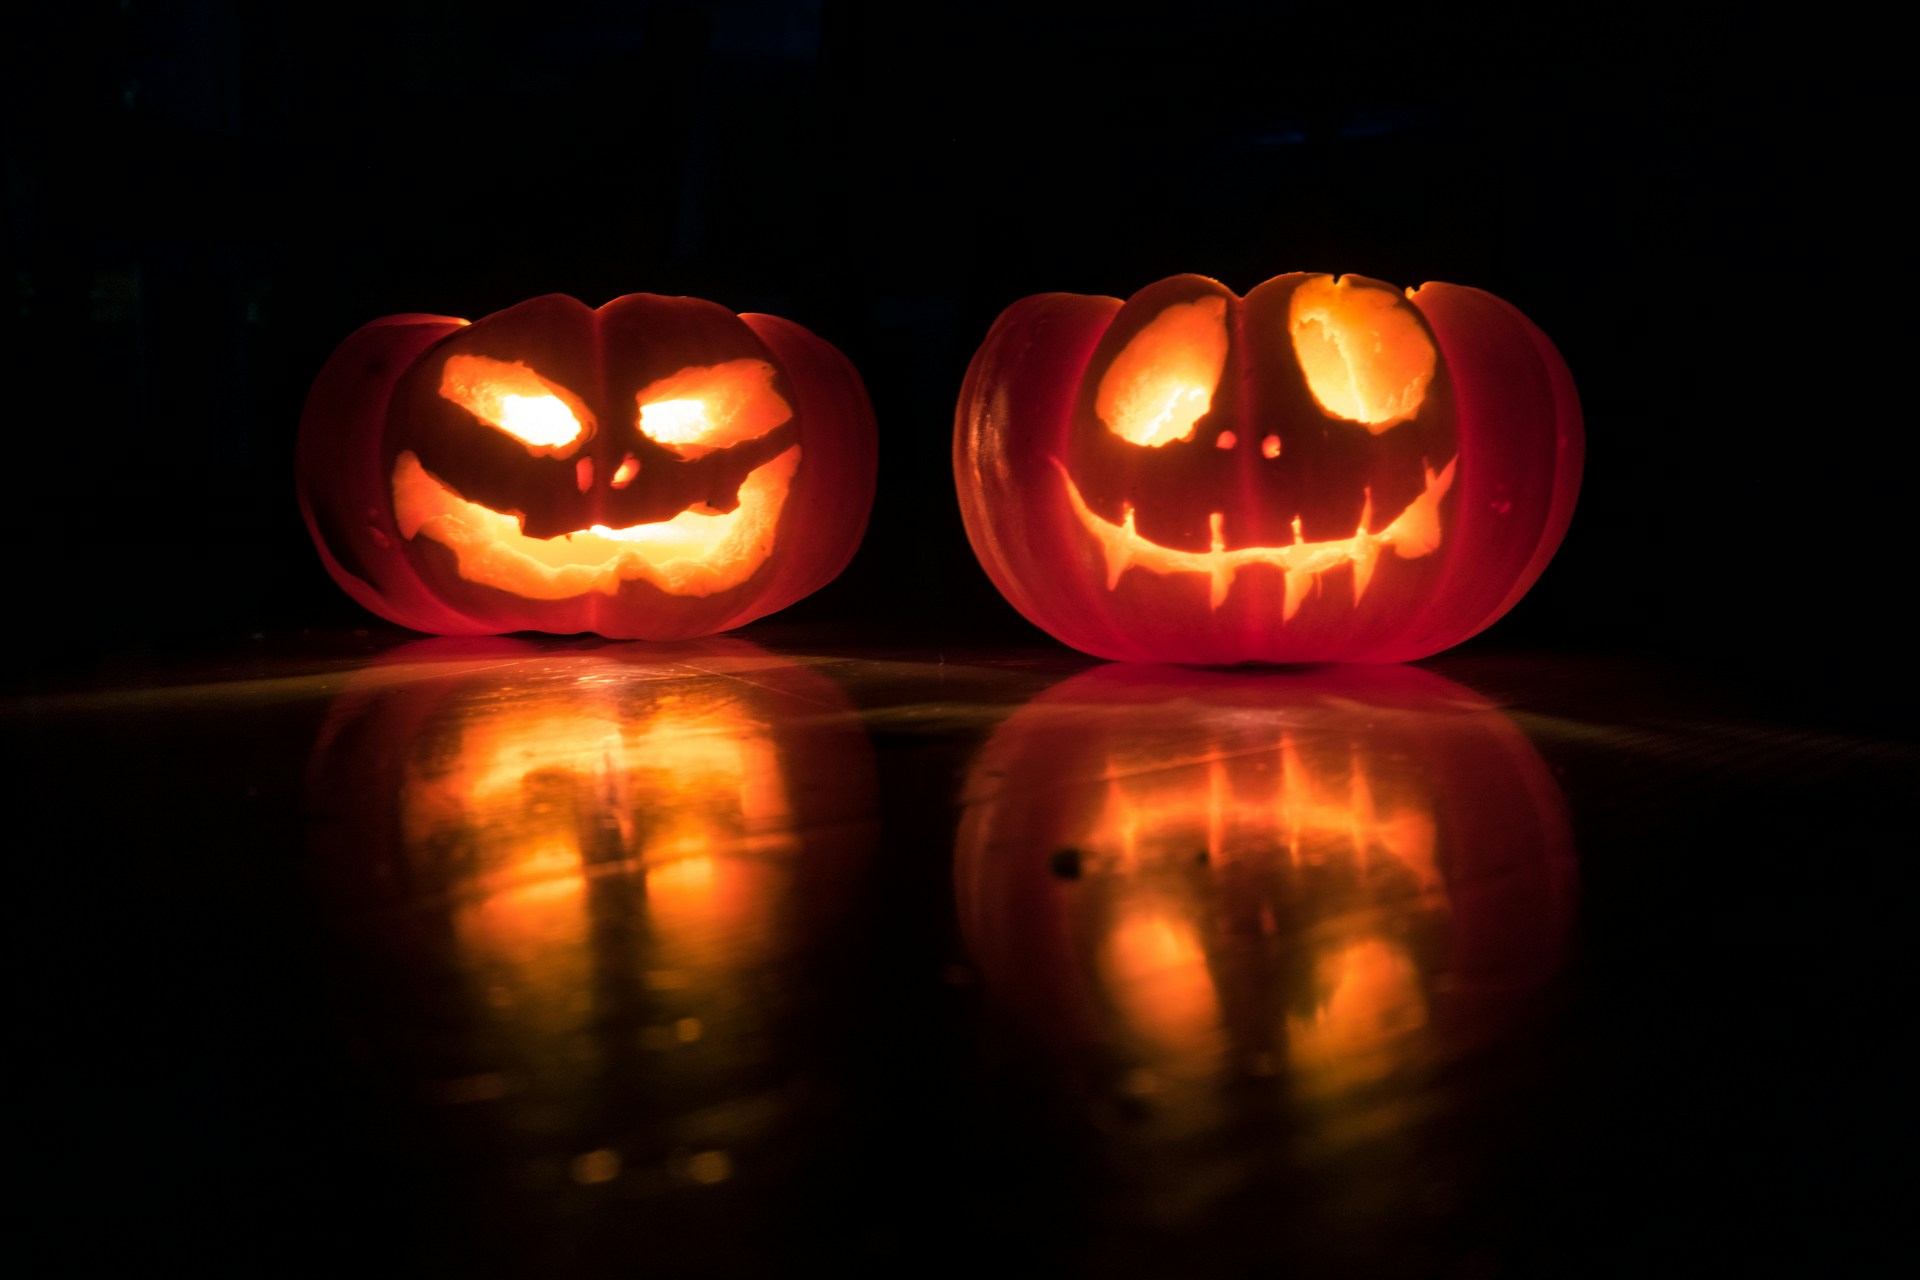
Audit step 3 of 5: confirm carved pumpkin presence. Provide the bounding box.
[298,294,877,639]
[307,638,878,1196]
[956,664,1576,1098]
[954,273,1582,663]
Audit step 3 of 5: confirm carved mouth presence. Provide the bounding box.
[1055,456,1456,615]
[391,446,801,600]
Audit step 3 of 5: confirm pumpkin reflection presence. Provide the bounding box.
[956,664,1575,1121]
[402,679,797,990]
[308,638,875,1218]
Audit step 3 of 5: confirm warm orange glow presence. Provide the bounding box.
[396,676,799,1049]
[1288,277,1435,431]
[1079,726,1447,1083]
[1288,938,1428,1088]
[439,354,590,451]
[391,445,800,599]
[1273,733,1439,890]
[1095,297,1230,447]
[1261,434,1281,459]
[1054,454,1456,612]
[635,359,792,459]
[1103,908,1221,1062]
[1090,731,1438,885]
[640,400,710,443]
[308,640,885,1203]
[646,855,782,972]
[610,454,640,488]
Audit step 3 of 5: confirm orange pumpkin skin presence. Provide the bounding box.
[954,274,1582,663]
[298,294,877,639]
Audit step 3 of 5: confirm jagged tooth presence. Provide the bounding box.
[1283,567,1312,620]
[1208,512,1231,610]
[1103,506,1135,589]
[1352,542,1378,604]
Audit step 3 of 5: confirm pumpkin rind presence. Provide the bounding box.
[298,294,877,639]
[954,274,1581,663]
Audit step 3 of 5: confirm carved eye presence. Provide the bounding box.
[1287,277,1435,432]
[439,354,591,453]
[1096,296,1230,447]
[635,359,792,460]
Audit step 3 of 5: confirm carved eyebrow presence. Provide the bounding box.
[440,354,591,452]
[635,359,792,459]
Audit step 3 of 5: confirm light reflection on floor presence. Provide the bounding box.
[956,663,1576,1232]
[17,633,1902,1275]
[308,638,879,1268]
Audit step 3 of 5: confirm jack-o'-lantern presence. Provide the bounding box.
[954,274,1582,663]
[298,293,878,639]
[956,664,1575,1119]
[307,639,877,1214]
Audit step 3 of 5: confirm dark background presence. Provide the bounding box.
[6,4,1913,1277]
[5,0,1905,678]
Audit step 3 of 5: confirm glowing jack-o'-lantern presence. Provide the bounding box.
[307,639,877,1197]
[956,664,1575,1110]
[298,293,878,638]
[955,274,1582,663]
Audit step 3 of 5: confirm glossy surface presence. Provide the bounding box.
[9,634,1906,1275]
[957,664,1577,1097]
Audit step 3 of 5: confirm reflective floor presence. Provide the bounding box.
[9,632,1909,1276]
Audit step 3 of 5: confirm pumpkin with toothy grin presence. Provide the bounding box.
[954,272,1582,664]
[298,292,876,639]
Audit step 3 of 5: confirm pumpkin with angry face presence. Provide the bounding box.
[298,293,877,638]
[954,273,1582,663]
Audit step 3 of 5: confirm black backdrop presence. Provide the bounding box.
[4,2,1905,677]
[6,6,1917,1277]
